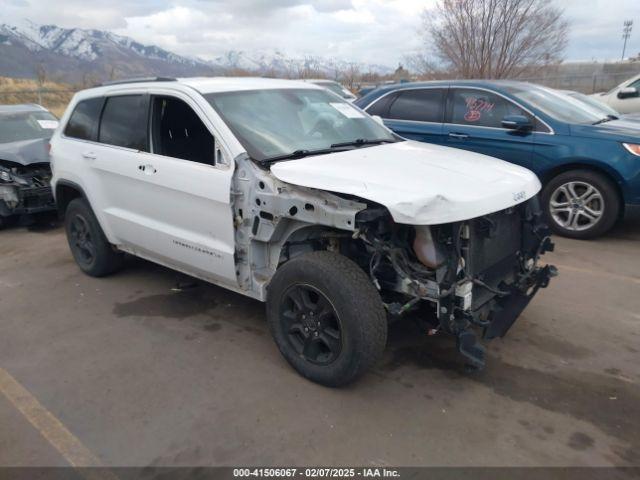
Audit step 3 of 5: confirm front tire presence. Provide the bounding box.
[64,198,124,277]
[267,251,387,387]
[541,170,620,239]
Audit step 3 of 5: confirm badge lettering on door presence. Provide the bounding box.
[513,191,526,202]
[172,239,222,259]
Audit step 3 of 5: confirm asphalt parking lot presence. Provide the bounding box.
[0,211,639,468]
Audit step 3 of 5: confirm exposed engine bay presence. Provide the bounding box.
[0,160,55,219]
[350,197,556,367]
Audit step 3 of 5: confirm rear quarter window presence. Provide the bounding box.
[64,97,104,141]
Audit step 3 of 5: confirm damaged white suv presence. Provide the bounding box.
[50,77,556,386]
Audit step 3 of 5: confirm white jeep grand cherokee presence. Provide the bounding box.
[50,77,556,386]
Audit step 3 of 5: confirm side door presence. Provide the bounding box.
[91,92,237,286]
[442,88,535,169]
[365,88,447,145]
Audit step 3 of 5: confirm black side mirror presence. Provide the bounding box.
[502,114,533,132]
[618,87,639,99]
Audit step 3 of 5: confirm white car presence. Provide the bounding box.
[591,73,640,114]
[50,77,555,386]
[304,79,357,102]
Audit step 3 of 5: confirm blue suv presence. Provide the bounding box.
[355,80,640,239]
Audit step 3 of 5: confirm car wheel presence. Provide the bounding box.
[266,251,387,387]
[64,198,124,277]
[542,170,620,239]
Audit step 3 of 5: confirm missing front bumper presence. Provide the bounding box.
[457,264,558,368]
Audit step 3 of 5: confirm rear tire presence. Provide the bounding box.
[266,251,387,387]
[541,170,620,239]
[64,198,124,277]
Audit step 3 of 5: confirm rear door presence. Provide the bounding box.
[366,88,447,145]
[91,91,237,285]
[443,88,535,169]
[89,93,151,247]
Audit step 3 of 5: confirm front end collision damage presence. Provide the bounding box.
[0,161,55,219]
[231,154,556,369]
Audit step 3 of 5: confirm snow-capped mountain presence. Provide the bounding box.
[0,20,211,78]
[0,20,392,82]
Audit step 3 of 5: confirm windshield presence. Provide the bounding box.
[567,92,620,116]
[503,85,605,124]
[205,88,395,161]
[0,110,58,144]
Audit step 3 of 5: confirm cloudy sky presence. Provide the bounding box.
[2,0,639,66]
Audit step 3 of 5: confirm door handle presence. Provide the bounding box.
[82,151,97,160]
[448,133,469,139]
[138,164,157,174]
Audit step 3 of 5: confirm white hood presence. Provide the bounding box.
[271,141,541,225]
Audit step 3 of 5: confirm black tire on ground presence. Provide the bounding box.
[541,169,621,240]
[266,251,387,387]
[64,198,124,277]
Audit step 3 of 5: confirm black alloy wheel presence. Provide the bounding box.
[280,284,343,366]
[68,213,96,267]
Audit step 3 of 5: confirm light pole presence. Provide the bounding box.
[622,20,633,61]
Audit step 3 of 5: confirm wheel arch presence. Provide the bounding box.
[54,180,88,218]
[276,224,350,265]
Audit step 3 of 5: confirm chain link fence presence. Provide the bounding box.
[520,69,640,94]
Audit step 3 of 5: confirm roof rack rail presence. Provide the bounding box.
[100,77,177,86]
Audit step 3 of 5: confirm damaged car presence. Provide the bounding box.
[0,104,58,227]
[50,77,556,386]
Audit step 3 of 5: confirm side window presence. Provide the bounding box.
[98,95,148,151]
[64,97,103,141]
[386,89,444,122]
[365,92,398,117]
[150,96,215,166]
[448,89,533,128]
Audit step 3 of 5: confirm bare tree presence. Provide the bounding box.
[326,58,342,81]
[106,64,118,81]
[423,0,568,78]
[403,53,439,79]
[35,63,47,86]
[33,63,49,105]
[341,63,361,91]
